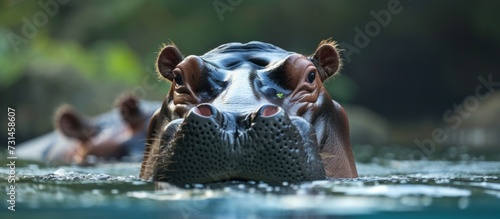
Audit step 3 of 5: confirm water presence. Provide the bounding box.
[1,157,500,218]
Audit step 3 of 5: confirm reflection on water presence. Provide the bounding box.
[1,159,500,218]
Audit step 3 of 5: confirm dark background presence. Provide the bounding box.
[1,0,499,158]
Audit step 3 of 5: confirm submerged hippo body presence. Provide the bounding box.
[140,40,357,185]
[17,95,161,164]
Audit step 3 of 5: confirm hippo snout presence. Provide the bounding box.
[154,104,326,185]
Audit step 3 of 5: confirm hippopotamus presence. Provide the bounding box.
[17,94,161,164]
[140,40,357,185]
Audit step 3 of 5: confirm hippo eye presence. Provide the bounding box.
[174,74,184,85]
[307,71,316,83]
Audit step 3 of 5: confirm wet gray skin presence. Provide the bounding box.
[141,41,357,185]
[153,104,326,185]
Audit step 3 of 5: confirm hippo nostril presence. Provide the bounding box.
[193,104,216,117]
[261,105,280,117]
[255,105,281,118]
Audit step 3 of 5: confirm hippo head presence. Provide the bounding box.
[140,41,357,185]
[55,94,149,164]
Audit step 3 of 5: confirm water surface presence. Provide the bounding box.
[1,157,499,218]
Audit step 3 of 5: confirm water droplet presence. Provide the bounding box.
[458,197,469,209]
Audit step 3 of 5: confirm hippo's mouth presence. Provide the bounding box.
[153,104,326,185]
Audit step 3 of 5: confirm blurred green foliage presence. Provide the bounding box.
[0,29,143,88]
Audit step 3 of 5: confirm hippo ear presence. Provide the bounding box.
[310,40,342,81]
[157,45,183,81]
[55,105,97,141]
[115,93,144,129]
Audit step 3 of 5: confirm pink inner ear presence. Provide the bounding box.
[118,94,140,118]
[158,46,183,81]
[318,46,339,72]
[59,117,74,134]
[58,111,95,140]
[313,41,341,81]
